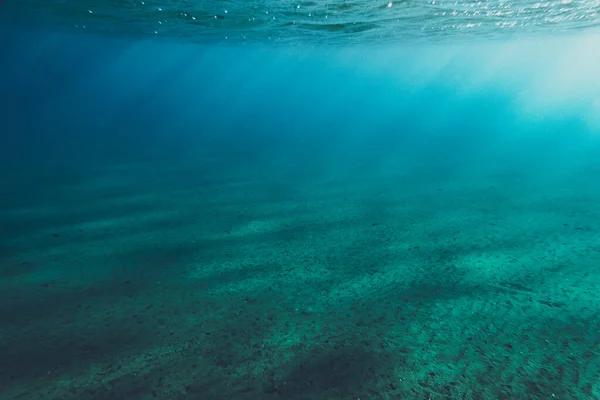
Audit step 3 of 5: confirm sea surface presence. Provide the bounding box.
[3,0,600,43]
[1,1,600,399]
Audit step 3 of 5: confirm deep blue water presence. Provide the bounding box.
[2,29,600,186]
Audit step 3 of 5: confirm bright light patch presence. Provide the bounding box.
[512,32,600,126]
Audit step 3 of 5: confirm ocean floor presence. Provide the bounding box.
[1,149,600,400]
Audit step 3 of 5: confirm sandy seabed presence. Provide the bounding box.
[1,153,600,400]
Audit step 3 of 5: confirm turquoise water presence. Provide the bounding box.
[2,2,600,400]
[3,0,600,43]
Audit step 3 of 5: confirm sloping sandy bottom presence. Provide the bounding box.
[1,154,600,400]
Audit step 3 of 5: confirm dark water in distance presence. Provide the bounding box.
[2,1,600,399]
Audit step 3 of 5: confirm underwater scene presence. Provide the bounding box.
[1,1,600,399]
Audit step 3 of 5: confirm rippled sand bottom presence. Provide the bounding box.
[2,150,599,400]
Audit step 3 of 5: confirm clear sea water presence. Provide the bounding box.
[1,1,600,399]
